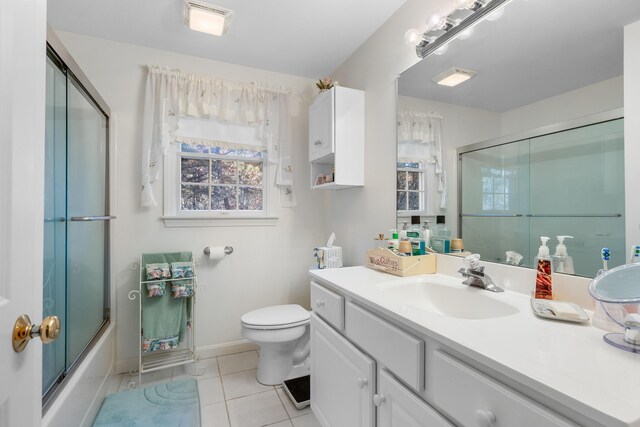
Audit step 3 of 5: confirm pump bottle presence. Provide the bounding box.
[534,236,554,300]
[552,236,574,274]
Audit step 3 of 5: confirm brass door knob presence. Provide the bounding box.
[12,314,61,353]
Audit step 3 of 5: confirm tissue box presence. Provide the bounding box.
[315,246,343,269]
[366,248,436,277]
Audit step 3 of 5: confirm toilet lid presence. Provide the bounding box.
[241,304,310,328]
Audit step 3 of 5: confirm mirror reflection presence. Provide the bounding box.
[397,0,640,278]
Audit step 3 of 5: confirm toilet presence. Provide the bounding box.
[241,304,311,385]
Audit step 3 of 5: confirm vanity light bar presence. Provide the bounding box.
[416,0,511,59]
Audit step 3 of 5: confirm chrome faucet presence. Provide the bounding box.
[458,254,504,293]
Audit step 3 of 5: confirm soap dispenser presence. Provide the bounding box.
[534,236,554,300]
[552,236,574,274]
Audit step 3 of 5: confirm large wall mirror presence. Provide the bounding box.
[397,0,640,278]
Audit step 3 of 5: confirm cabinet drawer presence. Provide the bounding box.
[345,302,424,391]
[432,351,575,427]
[310,281,344,330]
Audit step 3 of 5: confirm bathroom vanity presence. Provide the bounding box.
[309,266,640,427]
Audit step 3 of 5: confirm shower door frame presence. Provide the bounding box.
[43,28,116,410]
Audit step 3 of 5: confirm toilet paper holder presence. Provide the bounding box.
[203,246,234,256]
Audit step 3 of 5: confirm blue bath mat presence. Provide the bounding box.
[92,378,200,426]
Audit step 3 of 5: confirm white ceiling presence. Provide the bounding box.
[47,0,407,78]
[398,0,640,112]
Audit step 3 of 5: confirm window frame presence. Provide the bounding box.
[163,143,279,227]
[396,162,428,216]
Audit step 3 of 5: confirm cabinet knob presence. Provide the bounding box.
[314,140,322,146]
[475,409,496,427]
[315,300,325,308]
[357,377,368,388]
[373,394,386,407]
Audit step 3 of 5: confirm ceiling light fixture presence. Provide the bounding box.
[432,67,477,87]
[183,0,234,36]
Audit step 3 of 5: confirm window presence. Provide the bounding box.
[397,162,425,212]
[481,167,513,211]
[179,144,265,212]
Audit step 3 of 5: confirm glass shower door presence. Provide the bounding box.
[528,118,625,277]
[460,139,530,264]
[43,56,67,396]
[43,47,110,403]
[66,76,110,367]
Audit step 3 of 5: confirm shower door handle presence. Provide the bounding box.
[69,215,116,221]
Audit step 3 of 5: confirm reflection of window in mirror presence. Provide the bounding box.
[481,167,514,212]
[397,162,425,213]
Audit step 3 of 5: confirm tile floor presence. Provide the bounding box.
[110,350,320,427]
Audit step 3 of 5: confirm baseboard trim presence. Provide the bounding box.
[115,340,258,373]
[197,340,258,359]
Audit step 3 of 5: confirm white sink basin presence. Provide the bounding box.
[378,277,519,320]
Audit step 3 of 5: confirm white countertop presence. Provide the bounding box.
[309,266,640,427]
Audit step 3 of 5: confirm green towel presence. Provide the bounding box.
[140,252,193,352]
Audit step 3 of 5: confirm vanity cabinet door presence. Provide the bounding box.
[311,313,375,427]
[376,369,453,427]
[309,89,334,162]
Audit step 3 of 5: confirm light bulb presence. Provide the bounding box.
[404,29,423,47]
[458,27,474,40]
[426,13,447,31]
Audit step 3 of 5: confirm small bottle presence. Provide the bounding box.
[388,230,399,250]
[435,215,451,238]
[534,236,554,300]
[400,221,409,239]
[408,216,422,255]
[422,221,431,248]
[552,236,574,274]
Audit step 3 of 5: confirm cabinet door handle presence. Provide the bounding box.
[315,300,325,308]
[475,409,496,427]
[314,140,322,146]
[357,377,368,388]
[373,394,386,407]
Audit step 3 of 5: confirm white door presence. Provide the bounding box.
[0,1,47,426]
[310,313,375,427]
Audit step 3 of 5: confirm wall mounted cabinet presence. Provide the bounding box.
[309,86,364,189]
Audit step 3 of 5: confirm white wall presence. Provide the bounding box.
[501,76,623,136]
[55,31,327,371]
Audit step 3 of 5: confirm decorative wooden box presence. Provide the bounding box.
[365,248,436,277]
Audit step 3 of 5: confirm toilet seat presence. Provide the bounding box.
[241,304,310,330]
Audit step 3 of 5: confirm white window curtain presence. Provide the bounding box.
[397,109,446,209]
[141,65,295,208]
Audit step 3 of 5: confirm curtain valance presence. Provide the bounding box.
[141,65,295,208]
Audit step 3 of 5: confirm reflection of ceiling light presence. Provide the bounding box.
[183,0,234,36]
[432,67,477,87]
